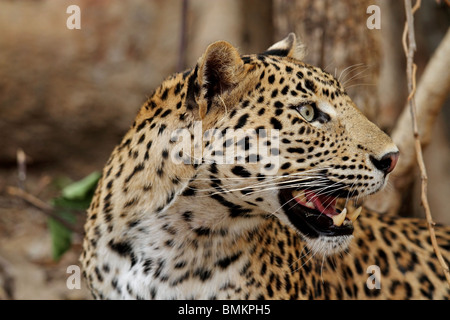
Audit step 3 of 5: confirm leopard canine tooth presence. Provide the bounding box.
[305,201,315,209]
[293,190,307,202]
[347,206,362,222]
[292,190,315,209]
[332,208,347,227]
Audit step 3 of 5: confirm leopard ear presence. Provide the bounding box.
[264,33,306,60]
[198,41,245,118]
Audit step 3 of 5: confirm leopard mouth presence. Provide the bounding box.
[279,188,362,238]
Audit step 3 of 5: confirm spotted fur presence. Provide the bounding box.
[81,34,450,300]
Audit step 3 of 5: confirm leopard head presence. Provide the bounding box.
[176,34,399,255]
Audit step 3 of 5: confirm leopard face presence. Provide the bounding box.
[190,33,399,256]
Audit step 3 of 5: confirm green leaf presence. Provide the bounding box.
[62,171,101,201]
[49,171,101,261]
[48,211,75,261]
[51,196,91,211]
[52,176,73,190]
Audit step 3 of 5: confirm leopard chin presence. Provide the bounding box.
[304,234,354,257]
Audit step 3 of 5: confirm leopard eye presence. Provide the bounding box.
[298,104,315,122]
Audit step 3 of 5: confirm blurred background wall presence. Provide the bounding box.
[0,0,276,174]
[0,0,448,299]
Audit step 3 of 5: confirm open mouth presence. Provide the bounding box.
[279,188,362,238]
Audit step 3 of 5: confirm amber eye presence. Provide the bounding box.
[298,104,315,122]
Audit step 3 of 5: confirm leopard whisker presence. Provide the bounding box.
[341,65,371,87]
[343,83,377,90]
[338,63,365,83]
[190,176,330,197]
[214,179,331,197]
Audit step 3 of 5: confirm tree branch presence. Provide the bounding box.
[6,186,82,234]
[403,0,450,287]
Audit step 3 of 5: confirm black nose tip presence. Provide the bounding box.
[370,152,399,174]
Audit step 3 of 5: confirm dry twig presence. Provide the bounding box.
[16,149,26,191]
[365,25,450,216]
[6,186,82,234]
[403,0,450,286]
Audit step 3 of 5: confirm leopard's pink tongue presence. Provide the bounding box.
[305,191,337,215]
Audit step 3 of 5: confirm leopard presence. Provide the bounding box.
[81,33,450,300]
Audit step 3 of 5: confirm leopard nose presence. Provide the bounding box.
[370,151,399,175]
